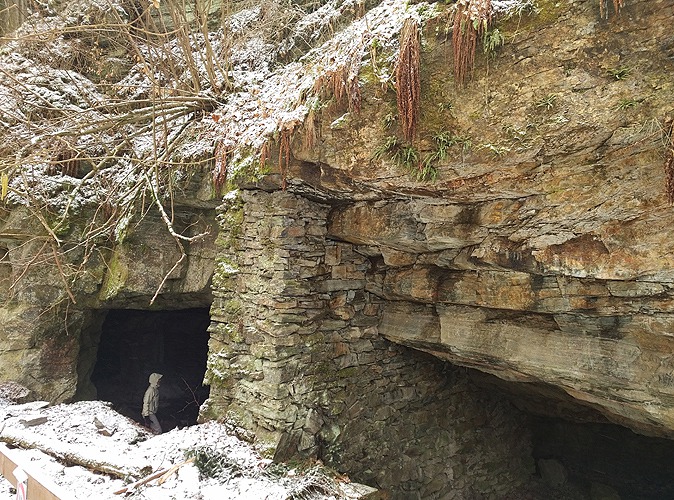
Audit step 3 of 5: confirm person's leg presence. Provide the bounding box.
[148,413,163,434]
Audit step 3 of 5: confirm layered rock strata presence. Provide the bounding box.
[205,189,534,498]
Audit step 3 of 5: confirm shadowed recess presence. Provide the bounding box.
[90,308,210,430]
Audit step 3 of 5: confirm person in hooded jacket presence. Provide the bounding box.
[142,372,163,434]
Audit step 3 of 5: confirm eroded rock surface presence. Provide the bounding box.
[281,0,674,438]
[3,0,674,497]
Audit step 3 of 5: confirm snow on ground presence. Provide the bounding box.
[0,400,373,499]
[0,477,10,498]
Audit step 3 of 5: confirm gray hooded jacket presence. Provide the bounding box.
[142,372,162,417]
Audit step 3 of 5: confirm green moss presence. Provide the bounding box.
[223,321,244,343]
[223,298,242,316]
[225,147,273,192]
[499,0,562,34]
[300,332,323,347]
[212,255,239,290]
[312,360,334,378]
[98,248,128,301]
[336,367,359,379]
[204,350,236,384]
[359,40,395,91]
[217,197,244,250]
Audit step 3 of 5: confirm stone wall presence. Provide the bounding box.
[205,189,535,498]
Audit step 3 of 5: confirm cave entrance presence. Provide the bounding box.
[90,308,210,430]
[469,370,674,499]
[531,417,674,499]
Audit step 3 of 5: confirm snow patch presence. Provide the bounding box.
[0,400,373,499]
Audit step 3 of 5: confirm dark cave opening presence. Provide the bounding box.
[90,308,210,431]
[531,417,674,500]
[468,370,674,500]
[470,370,674,499]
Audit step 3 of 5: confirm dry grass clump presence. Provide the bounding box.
[452,0,493,85]
[395,18,421,143]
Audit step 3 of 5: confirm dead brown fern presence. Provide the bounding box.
[278,124,296,190]
[48,139,80,177]
[213,140,228,197]
[664,117,674,204]
[599,0,625,18]
[303,106,318,150]
[259,140,270,168]
[348,74,362,113]
[313,66,361,113]
[452,0,492,85]
[312,43,364,113]
[396,18,421,143]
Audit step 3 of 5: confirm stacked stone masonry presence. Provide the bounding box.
[204,189,534,498]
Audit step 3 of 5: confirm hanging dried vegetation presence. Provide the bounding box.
[664,117,674,204]
[599,0,625,18]
[48,139,80,177]
[452,0,493,85]
[213,141,228,197]
[303,106,319,151]
[259,140,270,169]
[395,18,421,143]
[278,124,297,190]
[312,42,364,113]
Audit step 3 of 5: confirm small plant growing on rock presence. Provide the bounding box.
[616,98,638,110]
[419,156,440,182]
[382,112,397,130]
[373,131,473,182]
[423,131,470,168]
[535,93,557,110]
[431,132,453,162]
[373,137,434,181]
[483,28,505,57]
[438,101,454,114]
[607,66,631,80]
[372,135,402,161]
[392,144,421,172]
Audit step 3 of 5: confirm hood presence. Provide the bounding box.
[148,373,163,387]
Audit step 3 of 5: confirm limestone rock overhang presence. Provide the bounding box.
[251,0,674,439]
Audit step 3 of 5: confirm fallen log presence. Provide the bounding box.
[0,434,136,479]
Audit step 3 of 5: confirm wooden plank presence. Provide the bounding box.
[0,446,18,487]
[0,443,69,500]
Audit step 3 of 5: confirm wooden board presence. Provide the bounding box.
[0,443,69,500]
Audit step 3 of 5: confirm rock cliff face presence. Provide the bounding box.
[272,0,674,439]
[3,0,674,497]
[0,176,217,403]
[203,0,674,494]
